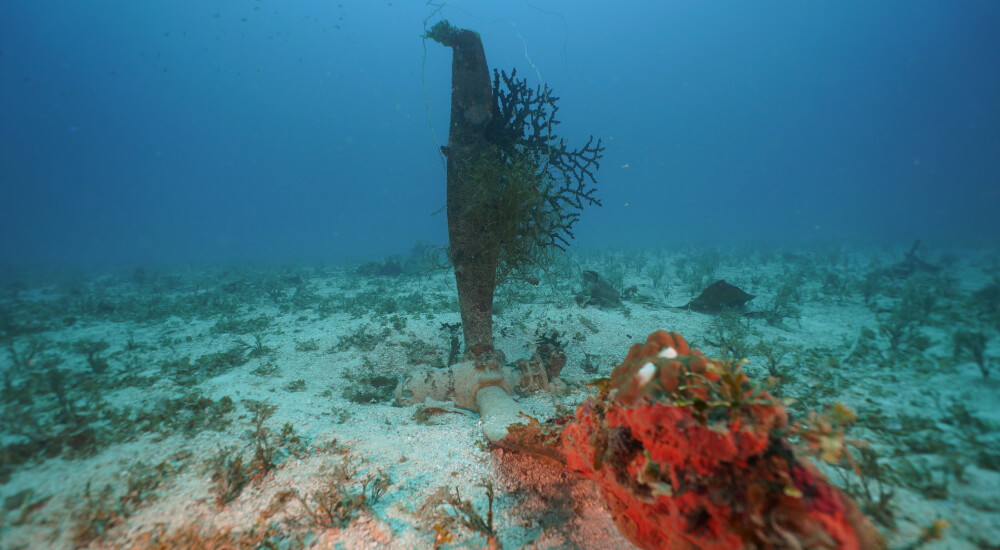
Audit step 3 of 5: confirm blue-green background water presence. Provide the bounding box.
[2,0,998,265]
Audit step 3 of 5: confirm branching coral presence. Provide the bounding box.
[486,68,603,252]
[427,19,602,356]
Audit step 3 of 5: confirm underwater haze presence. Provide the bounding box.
[2,0,998,266]
[4,2,1000,548]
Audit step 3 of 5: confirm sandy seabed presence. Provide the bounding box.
[1,241,998,549]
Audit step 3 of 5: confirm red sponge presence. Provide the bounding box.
[561,330,884,550]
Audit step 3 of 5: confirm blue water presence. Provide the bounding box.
[2,1,998,266]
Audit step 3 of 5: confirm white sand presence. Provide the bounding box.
[1,243,998,548]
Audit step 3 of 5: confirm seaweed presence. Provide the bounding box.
[421,479,499,549]
[43,360,79,423]
[894,456,951,500]
[441,322,462,366]
[335,324,392,353]
[2,488,51,527]
[859,269,887,306]
[342,358,398,405]
[236,332,271,358]
[131,392,235,436]
[71,482,124,545]
[901,519,949,550]
[706,308,753,361]
[5,338,48,374]
[970,278,1000,325]
[603,262,627,291]
[976,440,1000,471]
[159,347,248,386]
[834,444,897,528]
[245,399,280,479]
[211,313,272,336]
[674,250,720,294]
[397,337,445,369]
[534,328,568,379]
[250,361,280,377]
[876,301,933,355]
[263,279,284,304]
[841,327,883,366]
[363,469,392,505]
[132,521,298,549]
[757,281,801,326]
[953,329,993,379]
[209,401,307,506]
[647,260,668,288]
[0,376,233,478]
[819,267,851,303]
[356,258,404,277]
[72,455,188,545]
[291,457,389,529]
[412,404,469,425]
[73,340,111,375]
[752,338,792,392]
[208,446,249,506]
[294,338,320,352]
